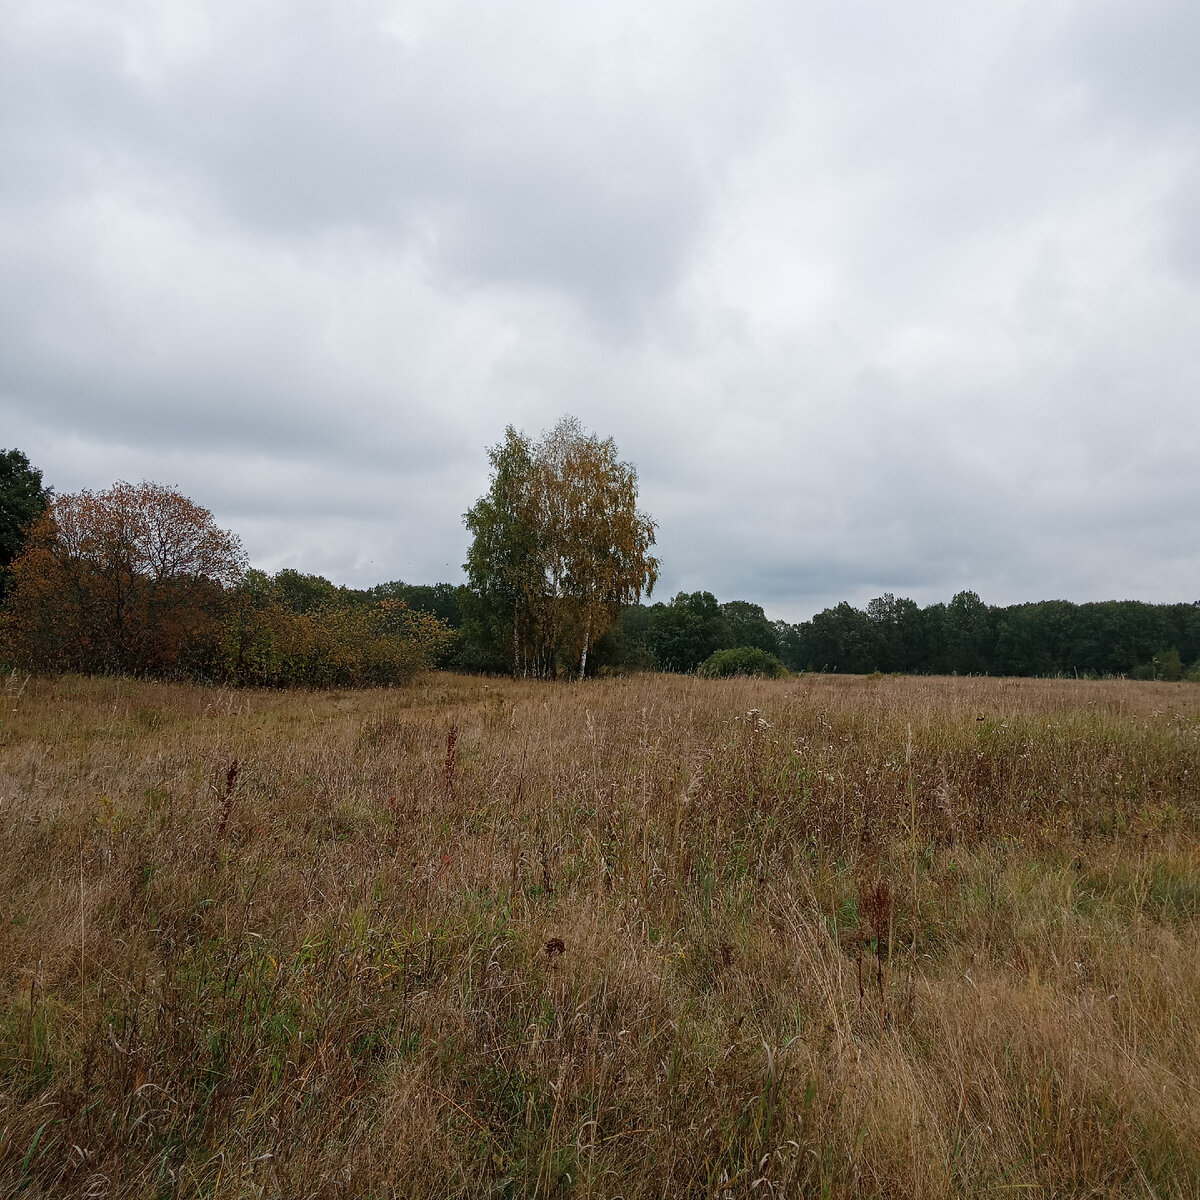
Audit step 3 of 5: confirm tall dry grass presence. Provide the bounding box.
[1,670,1199,1197]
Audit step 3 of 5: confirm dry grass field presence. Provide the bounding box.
[2,671,1200,1198]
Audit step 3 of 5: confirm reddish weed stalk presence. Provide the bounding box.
[214,759,239,838]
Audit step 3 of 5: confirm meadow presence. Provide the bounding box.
[2,670,1199,1198]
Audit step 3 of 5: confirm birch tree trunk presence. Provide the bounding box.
[578,607,592,681]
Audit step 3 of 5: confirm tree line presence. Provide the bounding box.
[0,457,453,686]
[3,438,1198,684]
[591,589,1200,680]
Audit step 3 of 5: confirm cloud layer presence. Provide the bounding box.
[3,0,1197,619]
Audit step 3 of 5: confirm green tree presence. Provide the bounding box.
[464,427,546,674]
[0,449,51,598]
[272,569,352,613]
[647,591,731,672]
[864,593,926,672]
[803,602,877,673]
[368,581,464,628]
[464,418,658,678]
[1152,647,1184,682]
[943,590,993,674]
[721,600,780,657]
[590,602,657,673]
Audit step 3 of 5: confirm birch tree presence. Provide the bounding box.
[464,418,658,678]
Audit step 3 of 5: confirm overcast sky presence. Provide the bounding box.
[2,1,1198,620]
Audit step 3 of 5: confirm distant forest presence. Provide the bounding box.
[353,582,1200,681]
[251,571,1200,681]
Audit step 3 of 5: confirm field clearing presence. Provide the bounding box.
[2,671,1200,1198]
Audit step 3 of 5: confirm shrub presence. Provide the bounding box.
[698,645,788,679]
[223,576,454,688]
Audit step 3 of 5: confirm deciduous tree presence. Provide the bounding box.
[0,448,51,597]
[3,481,245,675]
[464,427,547,674]
[647,591,730,672]
[464,418,658,678]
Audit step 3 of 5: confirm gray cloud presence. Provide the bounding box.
[1,0,1197,619]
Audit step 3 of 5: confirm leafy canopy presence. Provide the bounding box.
[464,417,658,678]
[2,480,246,675]
[0,448,51,595]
